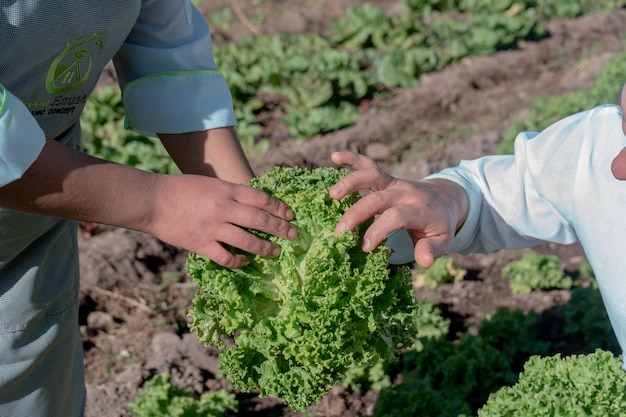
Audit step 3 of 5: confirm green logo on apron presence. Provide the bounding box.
[45,32,104,94]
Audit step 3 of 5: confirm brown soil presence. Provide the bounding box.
[82,3,626,416]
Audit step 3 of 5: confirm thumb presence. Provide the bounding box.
[414,236,448,268]
[611,147,626,180]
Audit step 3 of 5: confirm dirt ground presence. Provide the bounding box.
[82,3,626,416]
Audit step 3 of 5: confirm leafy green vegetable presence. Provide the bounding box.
[186,166,419,411]
[281,102,361,138]
[375,336,513,417]
[478,350,626,417]
[128,373,237,417]
[376,47,438,87]
[373,303,558,417]
[341,297,450,392]
[413,256,466,289]
[501,252,573,294]
[410,297,451,350]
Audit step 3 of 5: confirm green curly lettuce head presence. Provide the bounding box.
[186,166,419,411]
[478,349,626,417]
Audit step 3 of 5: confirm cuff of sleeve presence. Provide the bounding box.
[121,72,237,137]
[424,172,482,254]
[0,86,46,188]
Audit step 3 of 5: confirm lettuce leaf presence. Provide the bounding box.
[186,166,419,411]
[478,349,626,417]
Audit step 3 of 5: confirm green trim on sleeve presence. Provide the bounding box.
[120,70,222,97]
[0,85,8,116]
[120,70,234,134]
[120,70,223,130]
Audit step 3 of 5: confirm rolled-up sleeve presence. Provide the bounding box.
[0,85,46,188]
[113,0,236,137]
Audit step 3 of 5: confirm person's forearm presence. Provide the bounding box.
[0,138,158,232]
[158,126,254,183]
[0,138,298,267]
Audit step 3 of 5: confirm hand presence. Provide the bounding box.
[329,151,468,268]
[0,139,295,269]
[150,174,297,268]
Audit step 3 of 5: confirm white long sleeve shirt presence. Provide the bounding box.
[429,104,626,364]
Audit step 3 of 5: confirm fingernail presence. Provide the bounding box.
[336,222,347,233]
[330,183,343,196]
[362,238,371,251]
[285,209,294,220]
[288,227,298,239]
[271,246,281,257]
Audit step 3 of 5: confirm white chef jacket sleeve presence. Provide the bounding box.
[426,108,597,255]
[0,84,46,188]
[112,0,236,137]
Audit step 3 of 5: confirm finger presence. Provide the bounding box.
[335,186,408,236]
[611,147,626,180]
[201,241,252,269]
[232,187,298,240]
[234,185,295,221]
[329,167,394,200]
[227,203,298,242]
[218,224,282,259]
[359,205,415,251]
[414,234,451,269]
[414,239,435,268]
[334,190,391,235]
[331,151,378,170]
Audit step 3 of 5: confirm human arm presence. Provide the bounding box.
[63,0,294,265]
[0,83,293,268]
[331,108,601,267]
[158,126,255,183]
[329,151,469,268]
[0,137,296,268]
[113,0,249,180]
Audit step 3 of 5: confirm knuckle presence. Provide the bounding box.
[254,210,270,227]
[255,190,272,206]
[240,232,257,249]
[237,233,259,253]
[273,218,289,236]
[214,252,235,268]
[257,244,272,258]
[251,239,275,258]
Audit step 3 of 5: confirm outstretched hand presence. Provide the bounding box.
[150,174,297,268]
[329,151,468,268]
